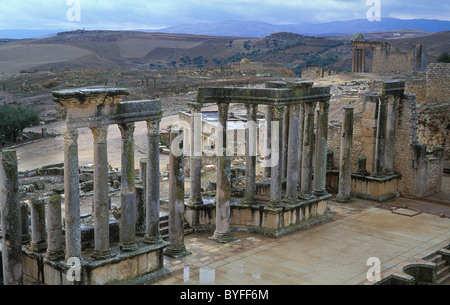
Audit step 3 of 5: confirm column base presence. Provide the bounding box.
[313,189,328,197]
[92,248,114,260]
[22,234,32,246]
[164,246,191,259]
[268,199,281,208]
[143,234,164,246]
[28,241,48,253]
[299,192,313,200]
[187,196,204,205]
[120,241,139,252]
[45,249,65,261]
[209,231,236,244]
[242,196,255,205]
[333,196,353,203]
[283,197,298,204]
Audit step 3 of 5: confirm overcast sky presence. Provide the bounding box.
[0,0,448,30]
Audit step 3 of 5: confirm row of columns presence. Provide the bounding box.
[186,99,331,241]
[63,119,164,262]
[352,48,366,73]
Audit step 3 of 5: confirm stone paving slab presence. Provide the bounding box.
[152,198,449,285]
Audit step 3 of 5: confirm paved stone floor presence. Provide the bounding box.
[152,198,450,285]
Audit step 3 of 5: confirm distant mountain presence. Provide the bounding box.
[152,18,450,38]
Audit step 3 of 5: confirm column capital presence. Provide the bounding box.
[188,101,203,112]
[147,119,161,135]
[118,122,135,140]
[64,128,78,144]
[217,103,229,117]
[271,105,284,120]
[90,125,108,143]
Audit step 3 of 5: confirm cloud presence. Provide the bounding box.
[0,0,448,30]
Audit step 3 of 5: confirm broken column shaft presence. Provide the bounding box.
[335,107,354,203]
[144,119,164,245]
[119,123,138,252]
[90,125,112,260]
[1,150,23,285]
[29,198,47,253]
[164,128,191,258]
[20,202,31,245]
[45,195,64,261]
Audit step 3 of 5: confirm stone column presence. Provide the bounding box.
[269,105,284,207]
[281,106,290,179]
[297,104,305,187]
[314,101,330,196]
[188,102,203,205]
[118,123,138,252]
[90,125,111,260]
[28,198,47,253]
[385,96,397,174]
[20,202,31,245]
[144,120,164,245]
[0,150,23,285]
[335,107,354,203]
[300,102,317,198]
[285,104,301,202]
[211,103,235,243]
[135,184,146,236]
[263,106,273,178]
[375,96,388,177]
[164,128,191,258]
[45,195,65,261]
[63,129,81,260]
[243,103,258,205]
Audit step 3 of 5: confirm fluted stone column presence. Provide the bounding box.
[164,128,191,258]
[188,102,203,205]
[20,202,31,245]
[375,96,388,177]
[300,102,317,198]
[263,106,273,178]
[119,123,138,252]
[335,107,354,203]
[243,104,258,205]
[29,197,47,253]
[45,195,64,261]
[211,103,235,243]
[314,101,330,196]
[63,129,81,260]
[90,125,111,260]
[144,120,164,245]
[269,105,284,207]
[285,104,301,202]
[0,150,23,285]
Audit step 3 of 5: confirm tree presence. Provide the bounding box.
[437,52,450,63]
[0,104,40,143]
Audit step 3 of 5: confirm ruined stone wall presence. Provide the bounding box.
[302,66,323,79]
[372,44,414,73]
[327,121,342,169]
[392,95,419,196]
[405,79,427,104]
[426,63,450,104]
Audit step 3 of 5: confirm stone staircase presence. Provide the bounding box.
[159,214,194,242]
[428,252,450,285]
